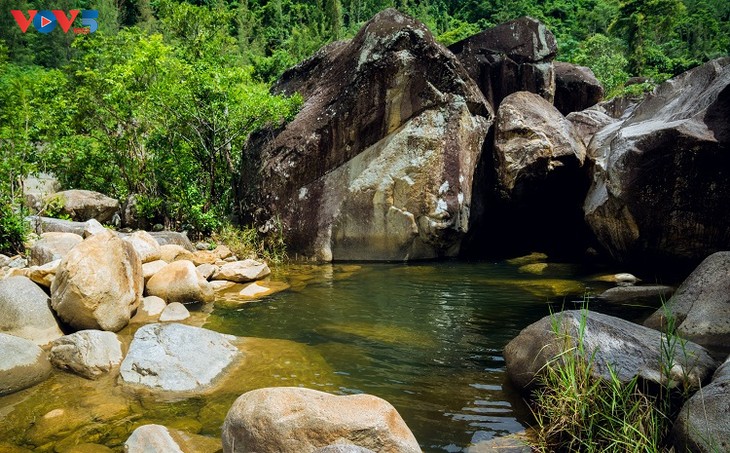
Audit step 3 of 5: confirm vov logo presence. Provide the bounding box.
[11,9,98,34]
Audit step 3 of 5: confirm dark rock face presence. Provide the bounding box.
[239,9,492,261]
[584,58,730,269]
[673,355,730,452]
[467,91,591,258]
[644,252,730,354]
[448,16,557,109]
[504,310,718,391]
[553,62,604,115]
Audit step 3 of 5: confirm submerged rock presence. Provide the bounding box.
[504,310,718,390]
[0,333,52,396]
[598,285,674,304]
[239,9,492,261]
[584,58,730,268]
[0,276,63,345]
[221,387,420,453]
[51,230,143,332]
[125,424,221,453]
[213,259,271,283]
[120,323,240,392]
[644,251,730,351]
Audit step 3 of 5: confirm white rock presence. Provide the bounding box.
[159,302,190,322]
[49,330,123,379]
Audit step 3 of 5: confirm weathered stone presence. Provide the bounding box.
[43,190,119,223]
[125,424,222,453]
[0,276,63,345]
[159,244,195,263]
[480,91,590,257]
[146,260,214,304]
[644,252,730,351]
[222,387,420,453]
[213,259,271,283]
[598,285,674,303]
[120,323,240,392]
[25,216,87,237]
[122,230,162,263]
[196,263,217,280]
[49,330,123,379]
[239,9,491,261]
[29,232,82,266]
[553,61,604,115]
[121,194,140,229]
[139,296,166,317]
[584,58,730,268]
[566,108,616,147]
[672,355,730,452]
[504,310,718,390]
[26,259,61,288]
[51,230,143,332]
[449,16,557,109]
[142,259,168,282]
[0,333,52,396]
[82,219,106,238]
[148,231,195,252]
[159,302,190,322]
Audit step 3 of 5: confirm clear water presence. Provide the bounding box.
[0,259,654,452]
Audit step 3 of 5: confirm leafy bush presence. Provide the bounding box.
[212,221,287,264]
[0,197,27,255]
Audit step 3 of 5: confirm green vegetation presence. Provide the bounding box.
[0,0,727,254]
[212,220,288,264]
[531,306,701,452]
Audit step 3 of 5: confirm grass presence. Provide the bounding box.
[211,220,288,265]
[529,302,700,453]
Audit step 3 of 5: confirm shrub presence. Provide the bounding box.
[0,197,28,255]
[212,220,287,264]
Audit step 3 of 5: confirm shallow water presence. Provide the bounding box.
[0,259,662,452]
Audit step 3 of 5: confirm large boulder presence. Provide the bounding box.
[212,259,271,283]
[566,108,616,147]
[25,216,87,236]
[477,91,590,257]
[43,190,119,223]
[504,310,718,390]
[49,330,123,380]
[51,230,143,332]
[672,355,730,452]
[644,252,730,352]
[553,62,604,115]
[122,230,162,263]
[29,232,83,266]
[120,323,240,392]
[448,16,557,109]
[221,387,420,453]
[146,260,214,304]
[0,276,63,345]
[0,333,53,396]
[584,58,730,269]
[238,9,492,261]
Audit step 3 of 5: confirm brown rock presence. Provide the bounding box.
[146,260,214,304]
[212,259,271,283]
[29,232,82,266]
[159,244,195,263]
[553,61,604,115]
[221,387,420,453]
[50,230,143,332]
[122,230,162,263]
[43,190,119,223]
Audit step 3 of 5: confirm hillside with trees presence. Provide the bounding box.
[1,0,728,252]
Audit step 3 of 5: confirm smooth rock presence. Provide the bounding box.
[159,302,190,322]
[159,244,195,263]
[672,355,730,452]
[210,280,236,292]
[146,260,214,304]
[449,16,557,108]
[0,333,52,396]
[504,310,718,390]
[27,259,61,288]
[120,323,240,392]
[566,108,616,147]
[148,231,195,252]
[196,263,217,280]
[239,9,491,261]
[51,229,143,332]
[584,58,730,268]
[0,276,63,345]
[25,216,87,236]
[140,296,166,317]
[142,259,168,282]
[645,252,730,351]
[82,219,106,237]
[49,330,123,379]
[222,387,420,453]
[125,424,222,453]
[553,61,604,115]
[598,285,674,303]
[213,259,271,283]
[29,232,82,266]
[122,230,162,263]
[43,190,119,223]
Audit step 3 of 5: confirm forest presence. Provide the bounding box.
[1,0,729,253]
